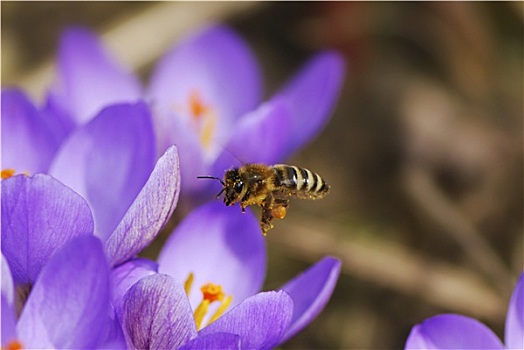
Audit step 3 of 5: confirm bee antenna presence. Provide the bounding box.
[197,175,225,186]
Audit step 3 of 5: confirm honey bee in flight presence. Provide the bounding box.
[198,164,330,235]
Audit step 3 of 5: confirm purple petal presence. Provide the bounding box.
[52,27,142,124]
[149,25,261,127]
[111,258,158,306]
[1,255,14,307]
[179,333,240,350]
[1,89,60,173]
[280,256,341,343]
[1,174,94,285]
[42,91,76,143]
[49,102,156,240]
[404,314,504,349]
[1,295,17,347]
[97,314,127,350]
[105,145,180,266]
[152,109,208,196]
[157,201,266,312]
[212,98,292,174]
[277,51,345,157]
[118,274,197,349]
[199,290,293,350]
[505,272,524,349]
[17,235,111,349]
[1,255,16,346]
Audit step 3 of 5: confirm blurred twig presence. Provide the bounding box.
[13,1,264,100]
[402,164,513,296]
[269,216,507,322]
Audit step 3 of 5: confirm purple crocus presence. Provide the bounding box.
[117,273,294,349]
[405,272,524,349]
[48,25,345,197]
[1,144,180,287]
[3,83,180,264]
[1,235,114,349]
[113,201,341,349]
[1,143,178,347]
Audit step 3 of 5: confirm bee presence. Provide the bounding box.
[198,164,330,235]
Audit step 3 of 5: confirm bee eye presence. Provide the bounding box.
[234,182,243,193]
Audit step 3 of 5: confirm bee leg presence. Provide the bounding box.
[260,207,274,236]
[260,195,276,235]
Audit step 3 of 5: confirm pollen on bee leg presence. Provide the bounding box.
[271,205,287,220]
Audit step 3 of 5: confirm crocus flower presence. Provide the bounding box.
[117,273,294,349]
[405,271,523,349]
[1,144,180,287]
[1,144,178,347]
[48,25,345,197]
[113,201,341,349]
[2,85,181,261]
[1,235,114,349]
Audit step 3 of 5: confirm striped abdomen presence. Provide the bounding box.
[271,164,330,199]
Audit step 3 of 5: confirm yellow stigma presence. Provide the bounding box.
[184,274,232,330]
[1,169,16,179]
[189,90,209,120]
[201,282,225,303]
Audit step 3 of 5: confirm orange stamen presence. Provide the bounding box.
[184,272,194,295]
[3,340,23,350]
[189,90,209,120]
[1,169,16,179]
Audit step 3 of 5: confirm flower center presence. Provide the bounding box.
[2,339,24,350]
[15,284,31,318]
[184,272,233,330]
[189,90,209,120]
[187,90,218,153]
[1,169,16,179]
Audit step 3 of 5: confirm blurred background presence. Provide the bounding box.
[3,2,523,349]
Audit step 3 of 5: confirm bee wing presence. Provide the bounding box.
[272,188,311,201]
[273,186,329,201]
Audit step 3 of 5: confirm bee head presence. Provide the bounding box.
[224,169,245,206]
[197,169,245,206]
